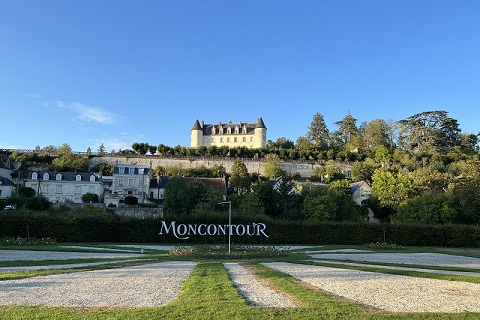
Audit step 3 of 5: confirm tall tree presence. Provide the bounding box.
[229,159,251,194]
[306,113,330,150]
[332,112,359,146]
[397,110,461,152]
[163,177,192,216]
[363,119,391,148]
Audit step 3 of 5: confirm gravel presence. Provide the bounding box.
[0,259,150,273]
[0,261,197,307]
[263,262,480,313]
[308,252,480,269]
[224,262,297,307]
[0,250,143,261]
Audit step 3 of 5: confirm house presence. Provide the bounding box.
[0,176,15,200]
[0,154,20,180]
[148,176,170,200]
[350,180,379,222]
[190,117,267,149]
[24,171,103,204]
[105,164,151,206]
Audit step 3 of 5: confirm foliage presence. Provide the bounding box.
[52,153,89,171]
[229,159,251,194]
[81,192,99,203]
[124,196,139,205]
[91,162,113,176]
[169,245,286,259]
[306,112,330,150]
[163,176,192,216]
[0,236,56,246]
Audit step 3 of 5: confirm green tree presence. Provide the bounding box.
[52,153,89,171]
[132,142,150,155]
[263,154,286,179]
[332,112,359,148]
[371,169,417,211]
[229,159,251,194]
[163,177,192,216]
[363,119,391,148]
[81,192,99,203]
[57,143,72,155]
[306,113,330,150]
[98,143,106,154]
[350,160,377,182]
[92,163,113,176]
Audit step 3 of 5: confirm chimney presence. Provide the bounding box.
[202,121,204,128]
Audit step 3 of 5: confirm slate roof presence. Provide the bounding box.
[28,171,100,182]
[191,117,266,135]
[149,176,170,189]
[0,176,15,186]
[113,165,150,175]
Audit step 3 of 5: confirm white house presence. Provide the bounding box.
[25,171,103,204]
[105,164,151,207]
[0,176,15,200]
[350,180,379,222]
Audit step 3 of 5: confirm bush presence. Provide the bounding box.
[124,196,139,205]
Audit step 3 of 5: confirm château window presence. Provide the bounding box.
[129,167,134,175]
[227,137,230,142]
[43,173,50,180]
[118,178,124,187]
[56,185,62,194]
[234,137,237,143]
[227,127,231,134]
[89,175,95,182]
[138,168,144,175]
[76,175,82,181]
[212,127,216,134]
[220,137,223,143]
[128,178,134,187]
[204,138,209,144]
[42,185,49,193]
[75,186,81,194]
[138,178,143,186]
[243,137,246,142]
[118,167,125,174]
[32,172,38,180]
[56,174,62,181]
[235,127,239,134]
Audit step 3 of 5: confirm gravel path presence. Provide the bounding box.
[0,250,142,261]
[0,259,151,273]
[312,259,480,277]
[224,262,297,307]
[0,261,196,307]
[308,252,480,269]
[263,262,480,313]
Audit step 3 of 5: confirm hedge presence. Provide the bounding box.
[1,211,479,247]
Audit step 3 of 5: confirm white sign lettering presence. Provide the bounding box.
[159,221,269,240]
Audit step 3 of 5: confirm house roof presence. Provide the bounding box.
[0,176,15,186]
[149,176,170,189]
[113,165,150,175]
[350,181,372,193]
[191,118,266,136]
[28,171,100,182]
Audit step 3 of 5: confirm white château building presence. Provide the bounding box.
[190,117,267,149]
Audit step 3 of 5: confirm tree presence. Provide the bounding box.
[371,169,417,211]
[252,181,279,217]
[350,160,377,182]
[148,144,158,155]
[306,113,330,150]
[163,176,192,216]
[124,195,138,205]
[98,143,106,154]
[229,159,251,194]
[363,119,391,148]
[332,112,359,147]
[132,142,150,155]
[92,163,114,176]
[397,110,461,152]
[263,154,286,179]
[81,192,99,203]
[57,143,72,155]
[52,153,89,171]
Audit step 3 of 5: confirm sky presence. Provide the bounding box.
[1,0,479,153]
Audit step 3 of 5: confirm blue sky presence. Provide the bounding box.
[1,0,479,152]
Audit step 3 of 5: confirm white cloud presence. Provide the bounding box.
[42,100,121,125]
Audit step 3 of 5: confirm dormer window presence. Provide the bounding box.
[56,173,62,181]
[43,173,50,180]
[212,127,216,134]
[32,172,38,180]
[219,126,224,134]
[89,175,95,182]
[76,174,82,181]
[129,167,135,175]
[118,166,125,174]
[234,126,239,134]
[227,127,232,134]
[242,126,247,134]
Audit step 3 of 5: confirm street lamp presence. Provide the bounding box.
[218,200,232,253]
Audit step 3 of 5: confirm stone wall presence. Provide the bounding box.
[113,206,163,219]
[89,155,352,178]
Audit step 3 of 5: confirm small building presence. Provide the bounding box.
[350,180,379,223]
[190,117,267,149]
[106,164,151,207]
[0,176,15,200]
[25,171,103,204]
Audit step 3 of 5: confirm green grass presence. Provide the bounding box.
[0,244,479,319]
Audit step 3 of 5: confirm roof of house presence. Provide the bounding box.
[191,117,266,135]
[149,176,170,189]
[113,165,150,175]
[0,176,15,186]
[350,181,372,193]
[28,171,100,182]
